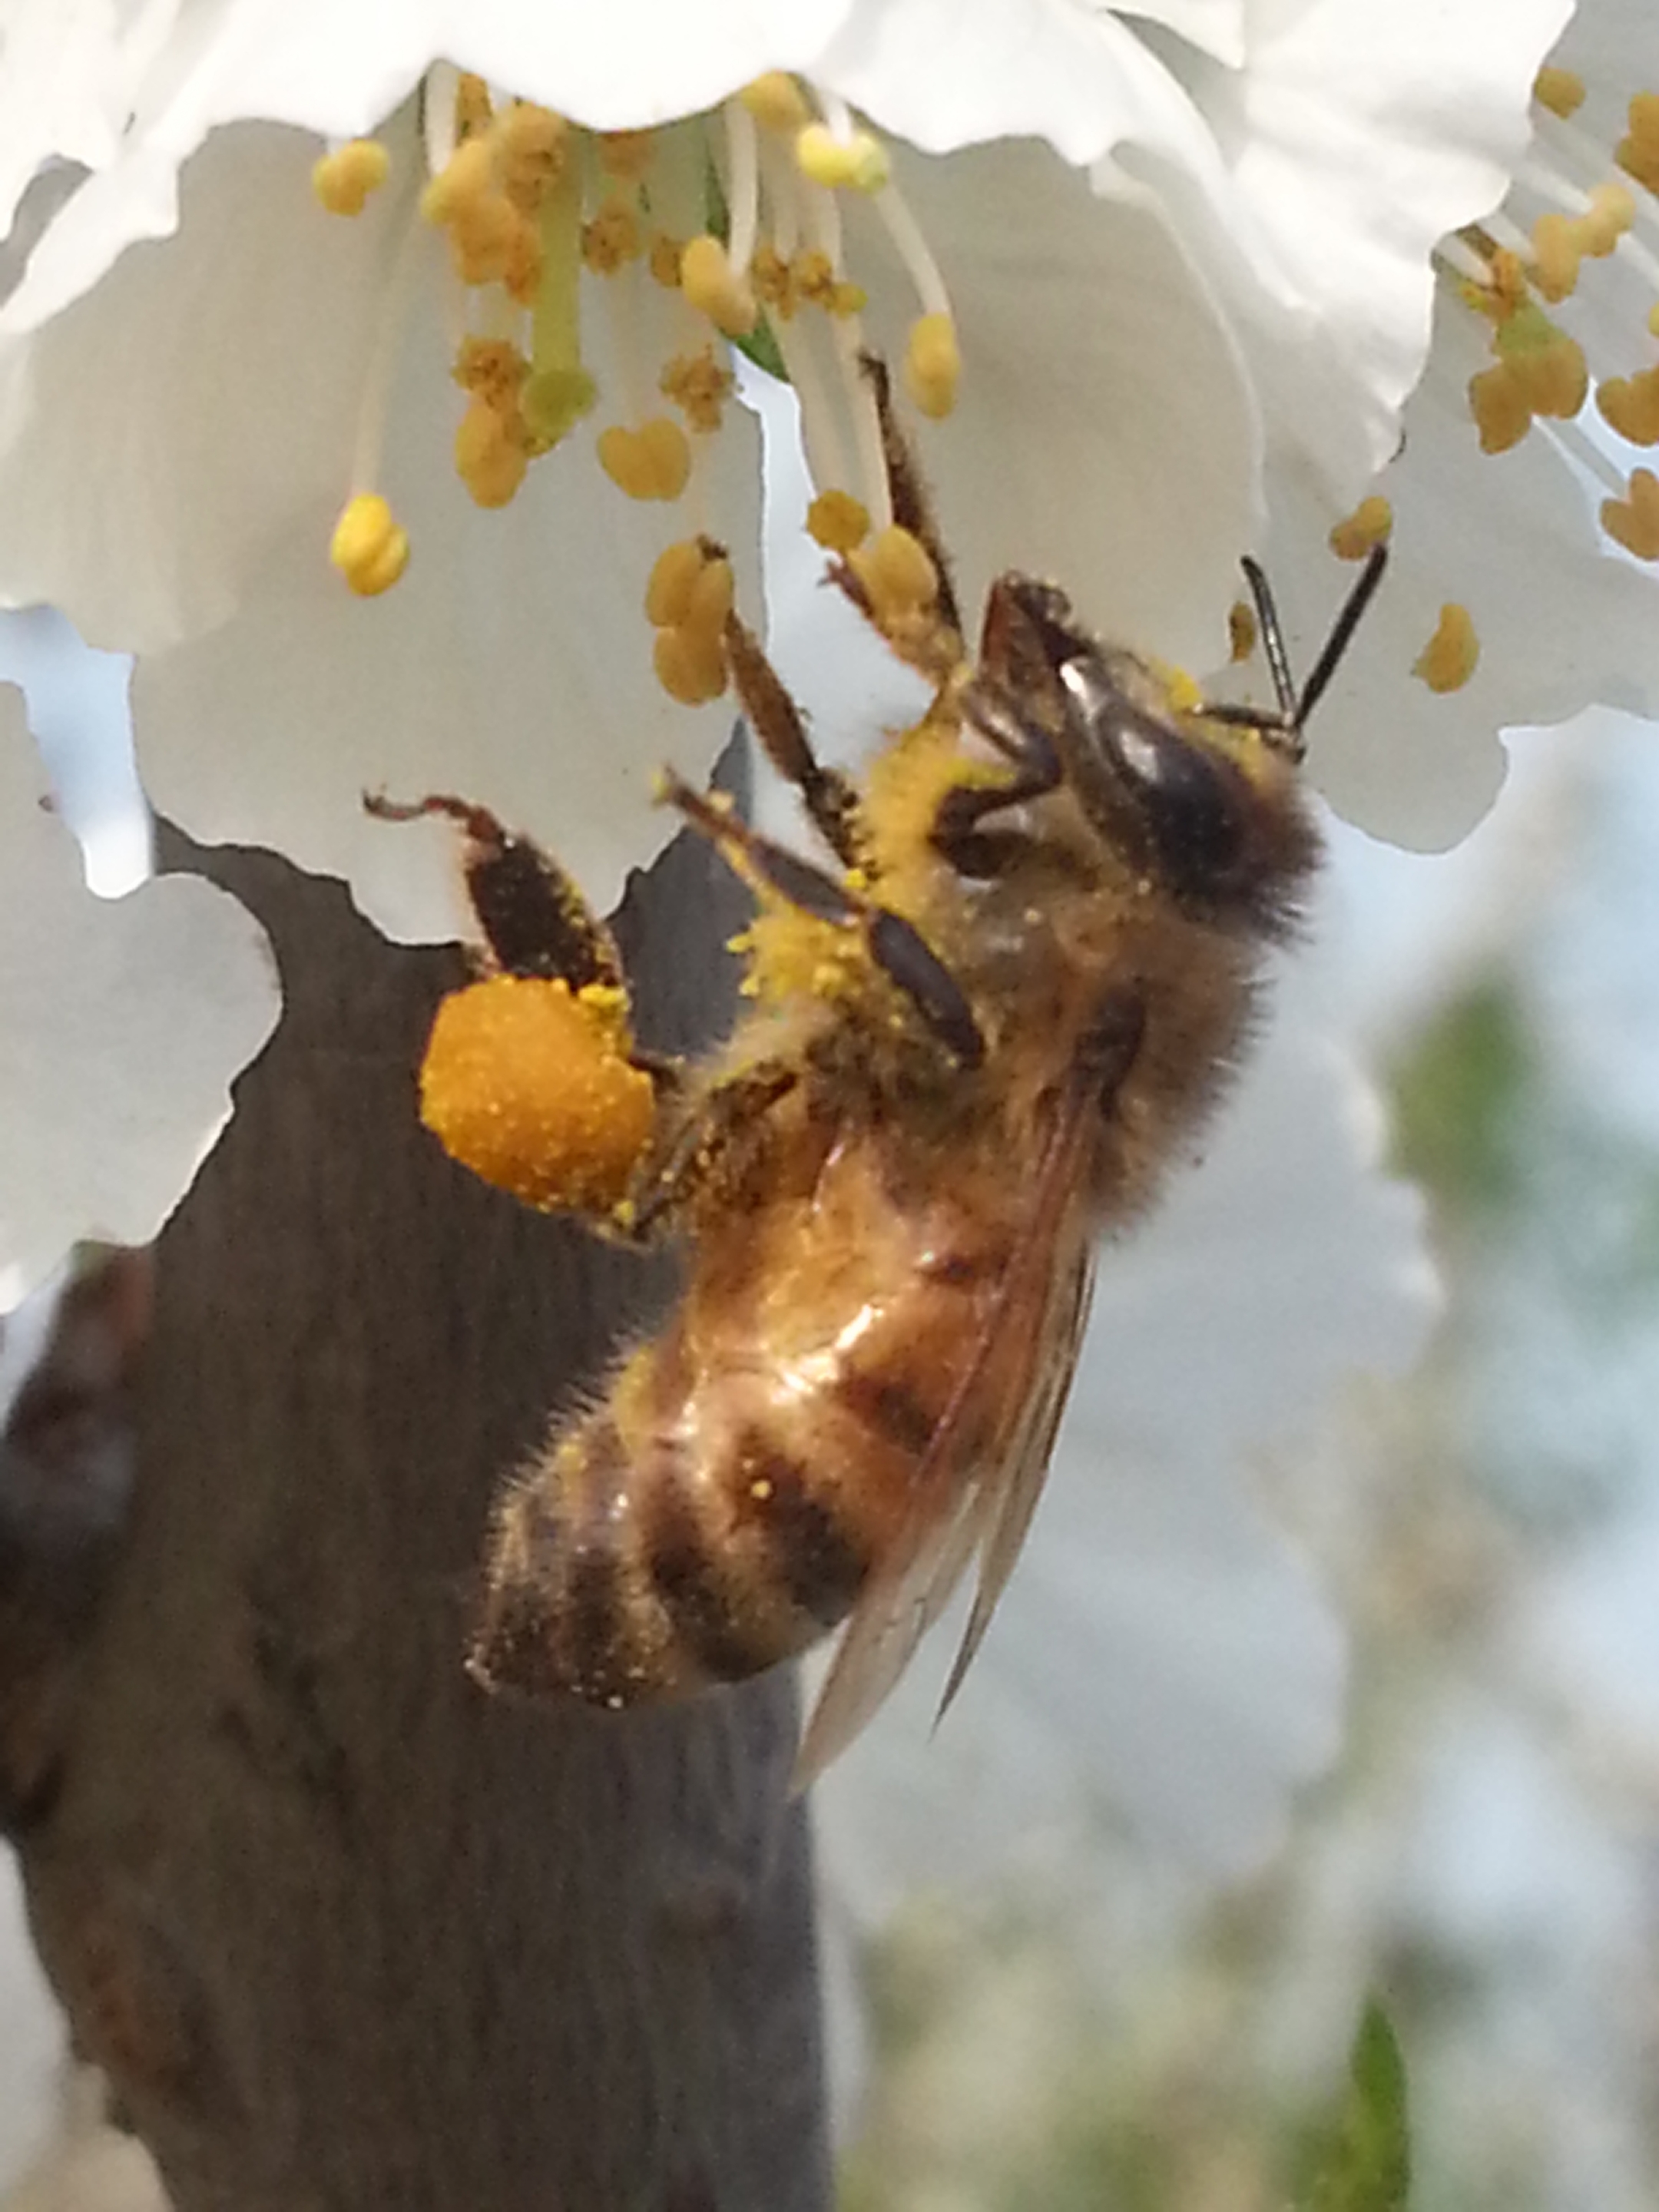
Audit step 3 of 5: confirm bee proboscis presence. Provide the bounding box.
[373,390,1386,1783]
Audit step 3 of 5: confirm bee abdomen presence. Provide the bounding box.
[470,1391,877,1709]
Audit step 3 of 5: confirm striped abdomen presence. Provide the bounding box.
[469,1209,998,1708]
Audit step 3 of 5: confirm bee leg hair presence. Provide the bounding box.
[857,351,962,638]
[624,1061,800,1237]
[723,611,868,873]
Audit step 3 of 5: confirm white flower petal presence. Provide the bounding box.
[0,0,173,243]
[0,695,279,1312]
[866,137,1260,673]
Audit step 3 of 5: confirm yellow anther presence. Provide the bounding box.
[1468,362,1532,452]
[653,623,729,706]
[582,198,644,274]
[421,134,496,227]
[1534,65,1586,118]
[849,525,939,624]
[795,121,890,193]
[494,101,567,211]
[1649,303,1659,339]
[1581,180,1635,257]
[740,74,812,132]
[679,233,757,337]
[1329,495,1394,560]
[1601,465,1659,558]
[1531,210,1582,303]
[419,974,654,1214]
[1598,366,1659,445]
[329,493,410,597]
[1413,604,1480,693]
[750,243,796,316]
[794,250,839,310]
[1227,600,1257,664]
[452,336,529,407]
[522,366,598,448]
[455,398,529,508]
[807,489,870,552]
[598,129,656,180]
[596,417,693,502]
[686,553,735,634]
[1502,327,1588,419]
[660,346,734,435]
[902,312,962,420]
[645,538,711,628]
[648,232,684,289]
[453,72,493,141]
[312,139,390,216]
[1617,92,1659,194]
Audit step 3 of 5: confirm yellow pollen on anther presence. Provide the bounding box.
[1581,181,1635,257]
[597,418,693,502]
[495,102,568,210]
[645,538,710,628]
[1531,211,1583,303]
[313,140,391,216]
[1602,465,1659,558]
[1499,320,1588,419]
[453,71,493,141]
[1535,65,1587,118]
[455,399,529,508]
[796,121,890,194]
[902,312,962,420]
[653,624,729,706]
[1330,495,1394,560]
[452,336,529,408]
[329,493,410,596]
[1413,604,1479,693]
[647,232,684,288]
[1467,362,1533,453]
[807,489,870,552]
[849,525,939,628]
[1617,92,1659,195]
[582,198,644,273]
[1598,366,1659,445]
[660,346,734,435]
[740,74,811,132]
[1227,601,1257,663]
[644,537,731,706]
[598,129,656,180]
[680,233,758,337]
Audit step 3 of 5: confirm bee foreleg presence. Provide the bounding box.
[723,611,868,873]
[364,792,624,991]
[929,683,1064,879]
[624,1060,799,1236]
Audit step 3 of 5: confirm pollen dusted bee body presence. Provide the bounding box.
[382,416,1384,1777]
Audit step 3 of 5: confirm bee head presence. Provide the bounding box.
[982,551,1386,932]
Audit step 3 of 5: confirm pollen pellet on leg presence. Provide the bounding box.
[419,975,654,1214]
[313,140,391,216]
[1412,604,1479,693]
[329,493,410,596]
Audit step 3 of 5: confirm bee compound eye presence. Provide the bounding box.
[1059,664,1250,896]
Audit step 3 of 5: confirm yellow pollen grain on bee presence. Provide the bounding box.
[680,233,758,337]
[1330,495,1394,560]
[1534,65,1587,118]
[807,488,870,552]
[329,493,410,596]
[1601,465,1659,558]
[1227,600,1257,662]
[661,346,734,435]
[1617,91,1659,194]
[1598,366,1659,445]
[740,73,811,133]
[417,973,654,1214]
[312,139,391,216]
[597,417,693,502]
[902,312,962,420]
[795,121,890,194]
[1413,604,1479,693]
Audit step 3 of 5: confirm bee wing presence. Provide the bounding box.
[793,1088,1098,1786]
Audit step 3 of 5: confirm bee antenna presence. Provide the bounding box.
[1295,542,1389,730]
[1238,555,1298,727]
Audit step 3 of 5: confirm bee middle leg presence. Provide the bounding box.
[661,773,985,1069]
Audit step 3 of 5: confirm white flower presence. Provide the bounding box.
[0,679,278,1312]
[0,0,1572,937]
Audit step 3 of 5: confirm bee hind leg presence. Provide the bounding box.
[624,1059,800,1236]
[363,791,625,992]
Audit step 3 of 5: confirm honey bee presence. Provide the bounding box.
[374,392,1386,1782]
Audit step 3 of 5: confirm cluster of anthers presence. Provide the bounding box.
[1432,68,1659,614]
[313,65,961,707]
